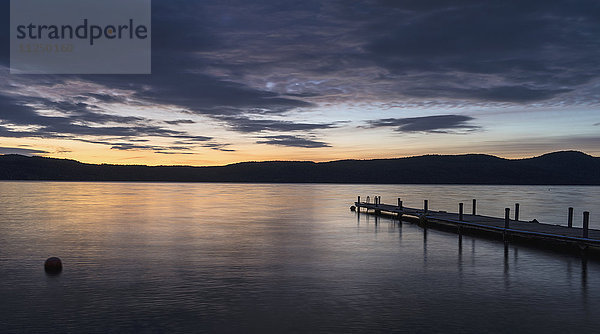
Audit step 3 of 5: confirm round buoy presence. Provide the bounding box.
[350,205,356,211]
[44,257,62,274]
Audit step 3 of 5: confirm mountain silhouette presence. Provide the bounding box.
[0,151,598,184]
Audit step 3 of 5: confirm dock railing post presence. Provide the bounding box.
[515,203,520,221]
[505,208,510,229]
[357,196,360,204]
[472,199,476,215]
[397,198,402,209]
[459,203,464,221]
[568,207,573,228]
[583,212,590,238]
[424,200,428,213]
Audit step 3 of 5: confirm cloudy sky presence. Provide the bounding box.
[1,0,599,165]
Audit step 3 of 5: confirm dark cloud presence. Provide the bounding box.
[283,92,322,98]
[154,151,195,155]
[138,76,313,115]
[0,93,213,139]
[0,94,172,138]
[215,116,336,133]
[367,115,480,133]
[85,93,127,103]
[403,86,572,103]
[170,135,213,141]
[174,0,600,105]
[164,119,196,125]
[199,143,236,152]
[109,142,193,153]
[82,73,314,118]
[256,135,331,148]
[77,137,223,154]
[2,1,319,139]
[0,93,235,154]
[7,1,598,114]
[5,0,600,109]
[2,0,599,156]
[0,126,52,139]
[0,1,7,66]
[40,100,146,124]
[359,1,600,101]
[172,138,236,152]
[0,146,48,155]
[110,143,162,151]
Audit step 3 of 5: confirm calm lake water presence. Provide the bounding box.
[0,182,598,333]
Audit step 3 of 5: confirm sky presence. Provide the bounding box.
[1,0,599,166]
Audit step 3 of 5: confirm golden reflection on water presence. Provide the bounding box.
[0,182,598,332]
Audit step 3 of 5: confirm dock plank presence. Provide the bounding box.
[354,201,600,248]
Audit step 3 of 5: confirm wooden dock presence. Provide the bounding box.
[353,196,600,252]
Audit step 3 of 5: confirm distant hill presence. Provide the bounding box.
[0,151,598,184]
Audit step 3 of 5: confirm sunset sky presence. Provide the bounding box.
[1,0,599,166]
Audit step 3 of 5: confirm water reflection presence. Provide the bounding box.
[457,233,463,280]
[356,208,596,321]
[504,242,510,288]
[1,182,599,333]
[581,251,588,302]
[397,220,403,241]
[423,225,428,267]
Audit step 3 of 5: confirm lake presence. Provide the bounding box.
[0,182,598,333]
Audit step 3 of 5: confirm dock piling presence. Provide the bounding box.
[472,199,476,215]
[583,212,590,238]
[352,197,599,251]
[568,207,573,228]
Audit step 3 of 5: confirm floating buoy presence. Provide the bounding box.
[44,257,62,274]
[350,205,356,211]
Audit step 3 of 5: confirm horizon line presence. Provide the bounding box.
[0,150,595,168]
